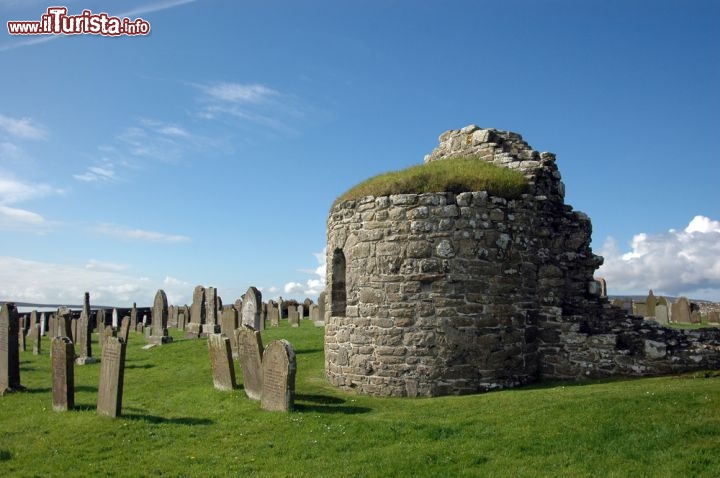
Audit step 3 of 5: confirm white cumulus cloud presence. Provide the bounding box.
[597,215,720,299]
[281,248,327,300]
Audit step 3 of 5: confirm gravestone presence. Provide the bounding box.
[268,303,280,327]
[1,303,22,394]
[187,285,205,339]
[645,290,656,318]
[220,307,239,357]
[97,336,127,418]
[288,306,300,327]
[40,312,46,336]
[112,308,119,328]
[318,291,326,322]
[261,339,296,412]
[690,310,701,324]
[303,298,313,312]
[119,316,131,343]
[278,297,285,319]
[148,289,172,345]
[101,326,116,351]
[168,305,177,329]
[672,297,691,324]
[655,305,669,325]
[298,304,305,320]
[70,317,79,349]
[234,299,243,315]
[18,320,26,352]
[56,308,72,341]
[235,327,264,400]
[31,323,41,355]
[52,337,74,411]
[310,304,320,322]
[96,308,106,334]
[130,302,138,330]
[179,305,190,330]
[708,311,720,324]
[242,287,263,331]
[207,334,236,391]
[27,310,38,338]
[203,287,220,335]
[261,302,267,324]
[75,308,96,365]
[632,301,647,317]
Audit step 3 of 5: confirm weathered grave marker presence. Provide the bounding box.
[75,308,95,365]
[268,303,280,327]
[148,289,172,345]
[130,302,138,330]
[288,306,300,327]
[235,327,264,400]
[261,339,296,412]
[645,290,657,318]
[97,336,127,418]
[186,285,205,339]
[31,323,41,355]
[220,307,239,357]
[655,304,669,325]
[207,334,236,391]
[203,287,220,335]
[119,316,131,344]
[18,319,26,352]
[1,303,22,395]
[242,287,263,331]
[672,297,691,324]
[52,337,74,411]
[709,311,720,324]
[318,291,326,321]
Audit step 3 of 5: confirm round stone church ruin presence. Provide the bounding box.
[323,125,720,397]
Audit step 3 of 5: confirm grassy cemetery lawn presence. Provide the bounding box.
[2,322,719,477]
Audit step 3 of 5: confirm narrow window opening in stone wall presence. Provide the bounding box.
[331,249,347,317]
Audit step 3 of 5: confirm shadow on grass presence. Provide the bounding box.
[295,348,324,355]
[24,387,51,394]
[76,385,98,393]
[519,370,720,393]
[294,394,371,415]
[125,363,155,370]
[0,449,11,461]
[121,414,214,425]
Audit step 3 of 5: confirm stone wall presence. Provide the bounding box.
[324,125,720,397]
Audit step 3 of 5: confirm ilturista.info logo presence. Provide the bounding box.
[7,6,151,36]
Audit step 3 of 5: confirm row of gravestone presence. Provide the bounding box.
[2,301,298,414]
[207,328,296,412]
[614,291,719,325]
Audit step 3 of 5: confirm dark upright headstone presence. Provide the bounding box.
[52,337,75,411]
[207,334,236,391]
[75,308,96,365]
[97,337,126,418]
[148,289,172,345]
[130,302,138,330]
[186,285,205,339]
[261,339,296,412]
[119,316,131,343]
[235,327,264,400]
[1,303,22,394]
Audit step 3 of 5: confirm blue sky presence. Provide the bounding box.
[0,0,718,308]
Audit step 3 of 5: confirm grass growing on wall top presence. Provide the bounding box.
[334,157,529,206]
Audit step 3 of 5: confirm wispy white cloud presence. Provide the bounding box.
[0,114,46,140]
[0,173,63,230]
[597,215,720,300]
[92,222,191,243]
[200,83,279,104]
[73,164,117,183]
[195,81,302,136]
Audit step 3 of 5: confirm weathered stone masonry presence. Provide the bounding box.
[324,125,720,397]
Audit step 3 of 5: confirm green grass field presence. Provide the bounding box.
[2,323,719,477]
